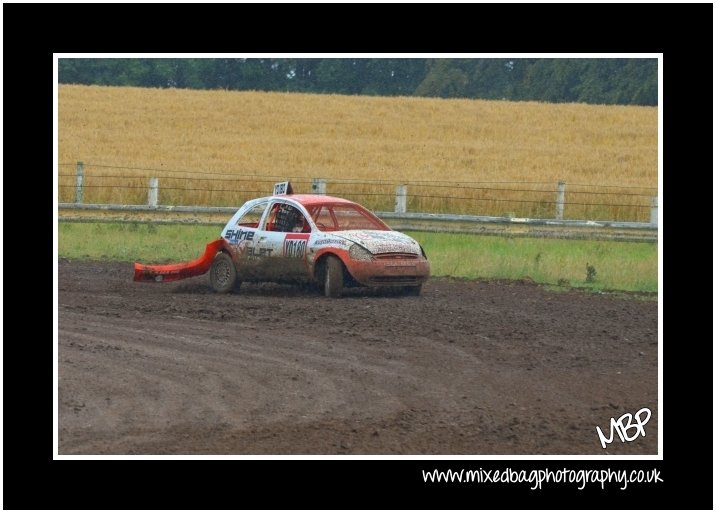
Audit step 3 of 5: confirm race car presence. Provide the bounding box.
[134,182,430,297]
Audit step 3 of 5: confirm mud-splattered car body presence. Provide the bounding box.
[134,189,430,297]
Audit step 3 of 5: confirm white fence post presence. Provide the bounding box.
[650,197,658,226]
[395,185,407,213]
[556,181,566,220]
[75,161,84,204]
[148,178,159,207]
[312,178,327,195]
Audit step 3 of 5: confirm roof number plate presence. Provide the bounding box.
[273,181,293,195]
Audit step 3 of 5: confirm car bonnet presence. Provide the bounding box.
[331,230,421,255]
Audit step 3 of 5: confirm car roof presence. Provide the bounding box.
[269,194,358,207]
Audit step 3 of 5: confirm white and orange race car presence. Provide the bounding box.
[134,182,430,297]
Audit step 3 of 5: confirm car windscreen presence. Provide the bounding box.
[307,204,388,231]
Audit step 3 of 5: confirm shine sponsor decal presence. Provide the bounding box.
[225,228,255,243]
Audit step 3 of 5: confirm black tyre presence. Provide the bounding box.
[323,255,344,298]
[401,284,422,296]
[209,252,238,293]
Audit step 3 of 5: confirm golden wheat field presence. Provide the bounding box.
[58,84,658,220]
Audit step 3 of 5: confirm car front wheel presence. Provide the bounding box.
[209,252,238,293]
[323,255,344,298]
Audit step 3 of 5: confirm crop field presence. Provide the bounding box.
[58,85,658,221]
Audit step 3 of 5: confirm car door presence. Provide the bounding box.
[222,200,269,281]
[255,201,311,282]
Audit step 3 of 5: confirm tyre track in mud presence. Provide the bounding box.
[58,259,658,455]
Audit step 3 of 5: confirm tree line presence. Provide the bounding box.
[58,58,657,106]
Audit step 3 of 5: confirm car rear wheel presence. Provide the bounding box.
[210,252,238,293]
[323,255,344,298]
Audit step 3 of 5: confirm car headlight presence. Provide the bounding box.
[349,243,373,261]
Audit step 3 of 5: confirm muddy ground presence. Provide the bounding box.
[58,259,658,455]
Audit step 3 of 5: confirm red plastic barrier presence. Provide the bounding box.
[133,239,225,283]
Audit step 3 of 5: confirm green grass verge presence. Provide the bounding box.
[407,231,657,293]
[58,222,657,293]
[58,222,220,263]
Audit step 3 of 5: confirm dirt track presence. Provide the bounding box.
[58,259,658,455]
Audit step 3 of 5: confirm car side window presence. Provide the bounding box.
[236,202,268,228]
[266,203,309,233]
[312,206,336,231]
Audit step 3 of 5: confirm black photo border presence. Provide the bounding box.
[3,2,711,510]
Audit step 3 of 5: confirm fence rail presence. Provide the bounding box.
[58,162,658,240]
